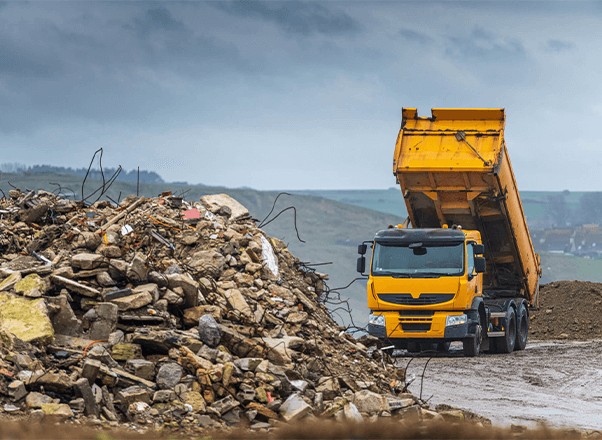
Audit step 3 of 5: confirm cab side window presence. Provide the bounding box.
[466,243,475,276]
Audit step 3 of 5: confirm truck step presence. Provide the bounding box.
[487,331,505,337]
[489,312,506,318]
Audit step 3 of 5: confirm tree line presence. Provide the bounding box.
[546,191,602,227]
[0,163,164,184]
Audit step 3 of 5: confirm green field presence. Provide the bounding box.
[539,251,602,285]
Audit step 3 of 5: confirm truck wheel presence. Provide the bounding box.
[494,308,517,353]
[437,342,451,353]
[463,324,482,357]
[515,304,528,351]
[407,342,420,353]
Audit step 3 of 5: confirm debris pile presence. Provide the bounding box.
[0,189,486,431]
[531,281,602,340]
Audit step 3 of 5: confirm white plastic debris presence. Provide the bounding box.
[261,236,279,277]
[205,211,216,221]
[121,224,134,236]
[129,401,150,414]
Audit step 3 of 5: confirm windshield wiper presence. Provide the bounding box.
[411,272,444,278]
[373,271,410,277]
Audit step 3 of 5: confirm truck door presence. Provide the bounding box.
[466,243,478,299]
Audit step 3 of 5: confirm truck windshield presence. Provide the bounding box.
[371,242,464,276]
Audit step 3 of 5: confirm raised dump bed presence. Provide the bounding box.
[393,108,540,304]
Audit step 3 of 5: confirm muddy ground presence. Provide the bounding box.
[0,417,594,440]
[398,339,602,431]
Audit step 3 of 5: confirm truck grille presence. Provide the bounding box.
[401,323,432,332]
[378,293,454,305]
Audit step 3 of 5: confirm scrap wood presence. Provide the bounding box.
[97,197,146,232]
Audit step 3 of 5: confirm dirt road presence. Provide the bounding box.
[397,339,602,430]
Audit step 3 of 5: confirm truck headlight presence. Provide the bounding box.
[369,314,386,327]
[445,314,467,327]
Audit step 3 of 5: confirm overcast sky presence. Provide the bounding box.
[1,1,601,190]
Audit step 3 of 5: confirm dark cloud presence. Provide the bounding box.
[123,6,244,71]
[545,39,575,52]
[399,28,432,45]
[0,34,64,77]
[445,26,525,63]
[129,7,187,36]
[214,1,361,36]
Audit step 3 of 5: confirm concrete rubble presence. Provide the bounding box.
[0,189,489,431]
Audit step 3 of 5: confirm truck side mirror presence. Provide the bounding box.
[358,244,367,255]
[357,256,366,273]
[474,257,486,273]
[473,244,485,255]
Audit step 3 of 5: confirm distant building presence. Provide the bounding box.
[532,224,602,258]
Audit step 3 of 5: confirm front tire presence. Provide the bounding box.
[463,324,482,357]
[437,342,451,353]
[407,342,420,353]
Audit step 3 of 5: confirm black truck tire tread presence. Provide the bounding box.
[463,324,482,357]
[515,304,528,351]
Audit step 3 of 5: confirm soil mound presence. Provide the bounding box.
[530,281,602,340]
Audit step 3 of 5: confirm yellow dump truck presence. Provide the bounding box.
[358,108,541,356]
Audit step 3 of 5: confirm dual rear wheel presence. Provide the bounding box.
[490,304,528,353]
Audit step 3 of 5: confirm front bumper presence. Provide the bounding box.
[367,311,476,342]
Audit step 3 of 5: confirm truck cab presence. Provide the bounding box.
[360,226,486,356]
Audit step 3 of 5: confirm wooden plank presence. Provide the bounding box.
[97,197,146,232]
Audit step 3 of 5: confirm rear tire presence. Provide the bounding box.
[420,342,437,352]
[463,324,482,357]
[494,308,516,353]
[515,304,528,351]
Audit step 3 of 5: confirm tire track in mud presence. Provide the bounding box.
[396,339,602,430]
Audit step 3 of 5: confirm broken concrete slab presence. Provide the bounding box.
[110,290,152,311]
[166,273,199,307]
[200,194,250,220]
[47,294,83,337]
[0,294,54,344]
[280,393,312,422]
[15,273,48,298]
[72,253,106,270]
[75,378,100,417]
[223,289,253,317]
[85,302,118,340]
